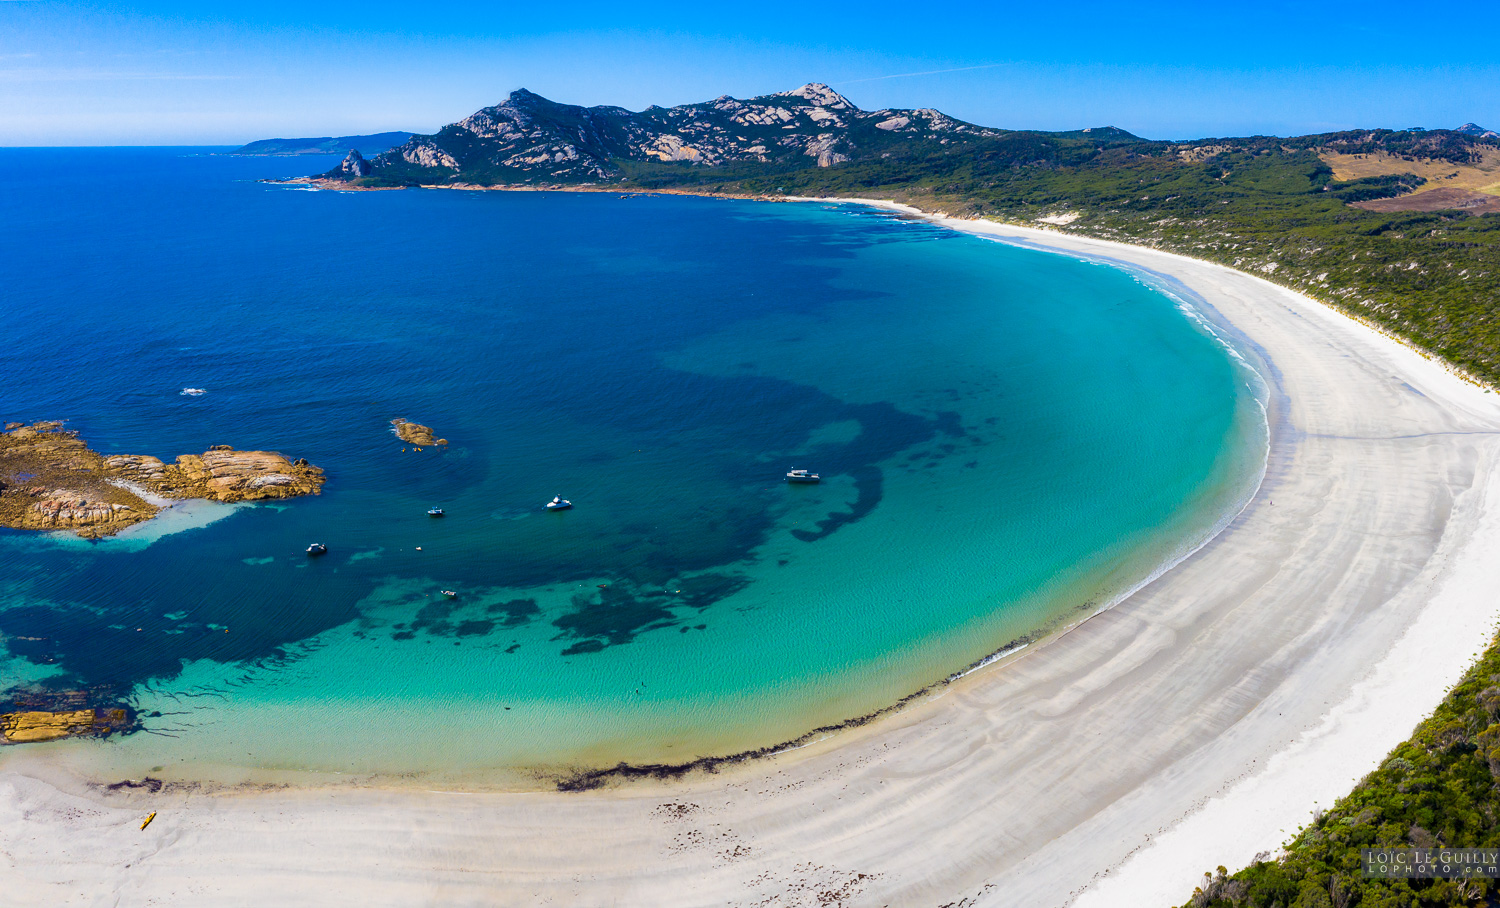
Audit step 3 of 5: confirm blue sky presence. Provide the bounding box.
[4,0,1498,145]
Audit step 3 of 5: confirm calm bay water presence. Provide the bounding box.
[0,149,1265,784]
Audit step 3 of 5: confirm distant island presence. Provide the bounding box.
[234,131,413,156]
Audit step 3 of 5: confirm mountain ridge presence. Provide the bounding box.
[321,82,1142,186]
[313,85,1499,194]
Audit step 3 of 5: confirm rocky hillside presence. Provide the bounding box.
[320,83,1105,186]
[313,85,1500,196]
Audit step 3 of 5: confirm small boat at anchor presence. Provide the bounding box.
[306,543,328,556]
[441,590,457,599]
[427,507,444,517]
[785,469,820,484]
[546,496,572,511]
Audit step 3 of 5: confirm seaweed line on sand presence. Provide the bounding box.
[552,631,1041,792]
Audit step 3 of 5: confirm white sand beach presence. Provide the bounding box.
[7,203,1500,907]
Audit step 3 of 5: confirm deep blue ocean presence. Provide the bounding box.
[0,148,1265,784]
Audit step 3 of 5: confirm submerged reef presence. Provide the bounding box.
[0,421,325,537]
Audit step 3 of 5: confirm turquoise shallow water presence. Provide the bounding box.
[0,149,1265,784]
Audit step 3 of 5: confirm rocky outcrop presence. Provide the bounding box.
[26,491,150,533]
[0,422,158,536]
[803,134,851,167]
[391,418,447,447]
[1,708,130,744]
[105,448,326,502]
[400,142,461,171]
[647,135,710,163]
[0,421,325,537]
[778,83,855,110]
[338,148,372,177]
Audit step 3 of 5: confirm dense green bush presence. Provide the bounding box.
[1329,174,1428,203]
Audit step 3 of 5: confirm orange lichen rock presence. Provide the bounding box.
[105,449,324,502]
[0,708,128,744]
[0,421,325,537]
[391,418,447,447]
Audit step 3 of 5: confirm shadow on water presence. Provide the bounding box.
[0,360,962,704]
[1,156,1241,768]
[0,156,979,711]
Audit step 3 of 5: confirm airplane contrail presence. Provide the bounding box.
[835,63,1013,85]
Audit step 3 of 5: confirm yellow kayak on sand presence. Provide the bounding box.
[140,811,156,831]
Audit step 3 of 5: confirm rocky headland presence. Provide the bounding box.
[0,421,325,537]
[391,418,446,448]
[336,148,372,177]
[308,83,1013,188]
